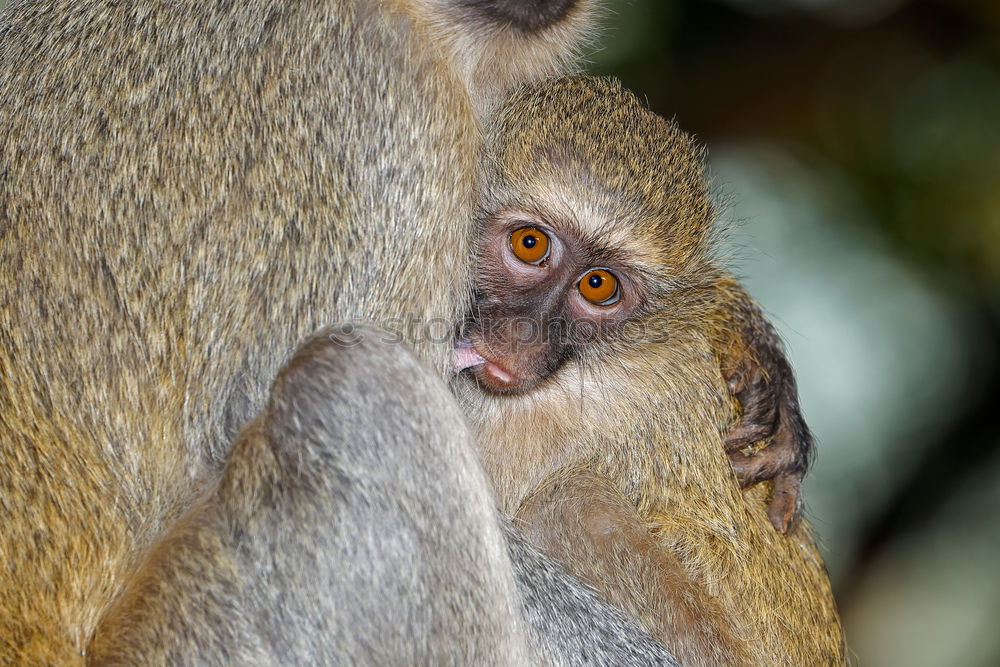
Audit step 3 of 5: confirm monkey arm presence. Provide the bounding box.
[88,326,537,664]
[713,278,814,533]
[515,468,750,666]
[89,325,676,666]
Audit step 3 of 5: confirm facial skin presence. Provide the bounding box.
[458,213,646,393]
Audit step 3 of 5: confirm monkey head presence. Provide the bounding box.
[453,77,720,395]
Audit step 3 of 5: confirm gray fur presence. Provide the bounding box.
[91,326,676,665]
[90,326,532,664]
[506,524,678,666]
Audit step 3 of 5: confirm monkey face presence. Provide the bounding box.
[453,76,718,396]
[453,208,651,394]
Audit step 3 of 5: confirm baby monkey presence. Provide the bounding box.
[452,76,811,528]
[452,77,843,664]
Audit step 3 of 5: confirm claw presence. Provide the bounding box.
[723,422,772,453]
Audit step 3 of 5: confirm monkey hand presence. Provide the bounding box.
[721,353,812,534]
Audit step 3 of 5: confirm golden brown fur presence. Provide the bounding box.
[454,76,845,664]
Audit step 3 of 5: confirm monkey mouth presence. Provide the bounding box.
[450,339,486,373]
[450,339,525,393]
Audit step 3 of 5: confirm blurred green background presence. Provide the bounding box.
[590,0,999,664]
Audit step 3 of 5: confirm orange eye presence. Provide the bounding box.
[579,269,619,305]
[510,227,550,264]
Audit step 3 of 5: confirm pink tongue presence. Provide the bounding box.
[450,342,487,374]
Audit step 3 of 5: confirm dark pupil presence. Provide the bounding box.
[588,274,603,289]
[522,234,537,249]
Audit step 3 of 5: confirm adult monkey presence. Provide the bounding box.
[0,0,627,662]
